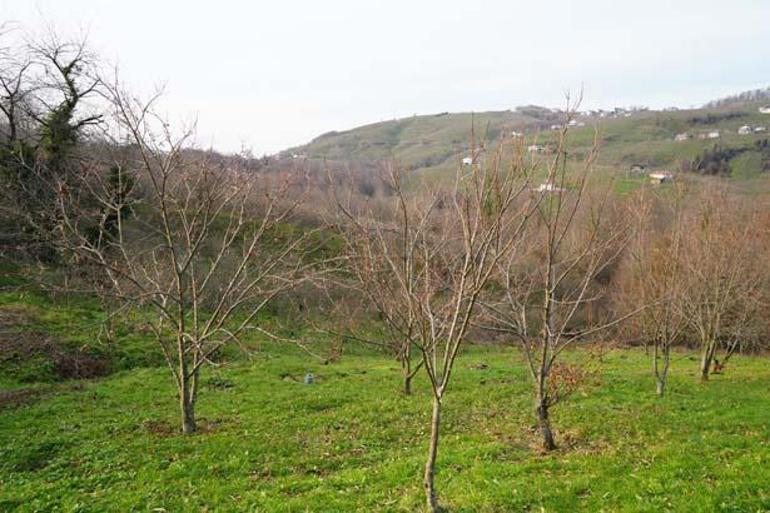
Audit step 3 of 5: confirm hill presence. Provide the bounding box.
[286,97,770,187]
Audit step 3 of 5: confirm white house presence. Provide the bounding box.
[462,156,473,166]
[535,183,565,193]
[674,132,691,142]
[528,144,543,153]
[759,105,770,114]
[738,125,753,135]
[755,126,767,133]
[649,172,673,184]
[699,130,720,140]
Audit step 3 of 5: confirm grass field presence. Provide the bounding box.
[2,286,770,513]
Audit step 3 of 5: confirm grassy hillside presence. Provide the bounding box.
[287,109,552,168]
[2,339,770,512]
[289,103,770,187]
[3,266,770,511]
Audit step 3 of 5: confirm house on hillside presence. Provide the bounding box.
[755,126,767,133]
[674,132,691,142]
[698,130,720,140]
[535,183,566,193]
[462,148,485,166]
[649,172,673,184]
[738,125,753,135]
[759,105,770,114]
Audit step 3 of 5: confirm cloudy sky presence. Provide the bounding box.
[2,0,769,154]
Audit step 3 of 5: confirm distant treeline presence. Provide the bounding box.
[704,87,770,108]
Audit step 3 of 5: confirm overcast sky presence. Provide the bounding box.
[2,0,769,154]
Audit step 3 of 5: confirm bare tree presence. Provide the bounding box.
[679,187,764,382]
[0,24,34,146]
[619,187,687,396]
[54,84,318,433]
[0,26,102,260]
[480,113,633,451]
[332,164,428,395]
[337,135,538,511]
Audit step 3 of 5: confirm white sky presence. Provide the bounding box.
[2,0,769,154]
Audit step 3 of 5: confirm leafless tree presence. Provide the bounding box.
[480,111,634,451]
[619,187,687,396]
[337,134,538,511]
[0,24,34,146]
[0,26,102,259]
[679,188,765,381]
[54,82,320,434]
[331,164,429,395]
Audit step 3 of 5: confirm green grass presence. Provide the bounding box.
[2,342,770,512]
[0,287,164,384]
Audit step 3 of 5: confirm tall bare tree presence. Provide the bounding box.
[54,83,318,433]
[332,164,428,395]
[337,135,538,511]
[0,26,102,260]
[619,187,687,396]
[480,115,633,450]
[679,187,764,381]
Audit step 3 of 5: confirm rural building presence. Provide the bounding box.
[674,132,691,141]
[759,105,770,114]
[462,148,485,165]
[698,131,720,140]
[629,163,646,174]
[649,172,673,184]
[739,125,753,135]
[755,126,767,133]
[528,144,543,153]
[535,183,566,193]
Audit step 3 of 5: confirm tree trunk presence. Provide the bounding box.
[653,342,668,397]
[402,347,413,396]
[700,340,716,382]
[403,370,413,395]
[178,357,197,434]
[423,394,442,513]
[535,392,556,451]
[180,383,196,434]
